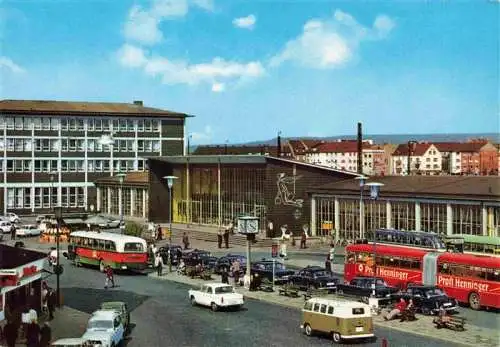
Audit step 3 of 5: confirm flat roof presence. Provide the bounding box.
[0,99,192,118]
[309,175,500,201]
[70,231,146,243]
[0,244,47,269]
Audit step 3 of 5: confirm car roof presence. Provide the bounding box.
[204,282,233,288]
[307,297,371,309]
[101,301,125,307]
[51,337,89,345]
[90,310,119,320]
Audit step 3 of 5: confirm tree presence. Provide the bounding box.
[124,221,143,237]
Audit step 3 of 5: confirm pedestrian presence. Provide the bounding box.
[325,254,332,273]
[182,232,190,250]
[39,322,51,347]
[10,223,16,240]
[231,259,241,285]
[154,252,164,276]
[223,229,229,249]
[221,267,229,284]
[41,282,49,315]
[47,289,56,320]
[217,229,223,248]
[300,231,307,249]
[3,320,18,347]
[267,220,274,238]
[26,319,40,347]
[104,265,115,289]
[176,248,182,263]
[156,225,162,241]
[383,298,407,321]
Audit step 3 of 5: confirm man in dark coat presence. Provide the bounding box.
[3,320,18,347]
[217,230,223,248]
[26,320,40,347]
[39,322,52,347]
[47,289,56,320]
[223,229,229,249]
[10,224,16,240]
[182,232,190,250]
[221,267,229,284]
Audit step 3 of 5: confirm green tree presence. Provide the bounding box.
[124,221,143,237]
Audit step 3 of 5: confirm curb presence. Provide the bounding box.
[150,273,494,347]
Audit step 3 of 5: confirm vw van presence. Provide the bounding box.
[300,298,374,343]
[51,338,102,346]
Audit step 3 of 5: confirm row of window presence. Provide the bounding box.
[438,263,500,282]
[6,187,85,209]
[0,117,162,132]
[2,138,162,152]
[70,236,144,252]
[303,301,364,315]
[346,252,422,270]
[2,159,147,173]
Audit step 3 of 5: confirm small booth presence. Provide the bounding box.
[0,245,49,322]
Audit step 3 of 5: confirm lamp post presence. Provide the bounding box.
[407,140,417,176]
[54,206,63,307]
[355,176,368,240]
[115,173,126,234]
[187,134,192,155]
[163,175,177,272]
[49,173,55,211]
[365,182,384,298]
[99,134,115,176]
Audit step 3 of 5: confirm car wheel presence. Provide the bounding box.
[211,302,218,312]
[332,332,342,343]
[303,323,312,336]
[469,292,481,310]
[99,260,105,272]
[337,289,343,295]
[190,296,197,306]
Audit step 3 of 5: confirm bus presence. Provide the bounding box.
[345,243,500,310]
[372,228,446,250]
[445,234,500,256]
[66,231,149,272]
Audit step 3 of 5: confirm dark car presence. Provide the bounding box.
[396,285,459,315]
[158,244,183,265]
[214,254,247,274]
[183,249,215,267]
[336,276,400,299]
[288,266,339,291]
[250,260,295,284]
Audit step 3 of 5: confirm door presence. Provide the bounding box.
[112,316,124,344]
[422,253,439,286]
[204,287,214,306]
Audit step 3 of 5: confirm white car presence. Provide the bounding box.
[0,221,13,234]
[51,338,102,346]
[5,212,20,223]
[16,224,42,237]
[82,310,124,347]
[188,283,244,311]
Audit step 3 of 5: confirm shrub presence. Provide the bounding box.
[124,221,143,237]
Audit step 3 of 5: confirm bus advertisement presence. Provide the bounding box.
[345,243,500,310]
[66,231,149,272]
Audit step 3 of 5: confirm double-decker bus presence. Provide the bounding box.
[345,243,500,310]
[66,231,149,272]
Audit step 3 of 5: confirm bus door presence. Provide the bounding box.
[422,253,440,286]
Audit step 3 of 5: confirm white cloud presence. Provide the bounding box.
[270,9,395,69]
[123,0,212,45]
[211,82,225,92]
[191,125,213,142]
[117,44,265,90]
[233,14,256,29]
[0,56,25,73]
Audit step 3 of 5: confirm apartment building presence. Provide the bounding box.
[391,143,442,175]
[434,140,498,175]
[0,99,189,215]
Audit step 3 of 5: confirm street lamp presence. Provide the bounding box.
[407,140,417,176]
[54,206,63,307]
[115,173,126,234]
[99,134,115,176]
[355,176,368,240]
[365,182,384,298]
[187,134,192,155]
[163,175,177,272]
[49,173,56,211]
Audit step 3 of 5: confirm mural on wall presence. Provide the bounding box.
[274,172,303,208]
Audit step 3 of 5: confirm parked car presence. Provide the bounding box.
[188,283,244,311]
[16,224,42,237]
[336,276,400,299]
[51,338,102,346]
[183,250,218,269]
[5,212,20,223]
[82,310,125,347]
[97,215,121,229]
[213,254,247,274]
[288,266,339,291]
[158,244,184,265]
[394,284,459,315]
[99,301,131,332]
[250,259,295,284]
[0,221,13,234]
[36,214,55,224]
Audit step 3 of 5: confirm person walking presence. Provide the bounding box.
[182,232,190,250]
[221,267,229,284]
[47,289,56,321]
[231,259,241,286]
[3,320,18,347]
[154,253,164,276]
[267,220,274,238]
[26,319,40,347]
[217,229,223,248]
[104,266,115,289]
[10,223,16,240]
[223,229,229,249]
[156,225,162,241]
[325,254,332,273]
[39,322,51,347]
[300,231,307,249]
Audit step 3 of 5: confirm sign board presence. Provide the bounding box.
[237,216,259,235]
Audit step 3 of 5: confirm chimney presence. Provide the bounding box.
[357,122,363,175]
[277,133,282,157]
[133,100,143,106]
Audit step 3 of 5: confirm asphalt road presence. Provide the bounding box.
[44,257,466,347]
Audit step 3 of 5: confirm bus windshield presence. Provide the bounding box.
[124,242,144,252]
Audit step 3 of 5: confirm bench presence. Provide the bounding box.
[433,315,466,331]
[278,284,300,298]
[303,287,329,301]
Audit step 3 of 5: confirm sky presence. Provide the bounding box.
[0,0,498,145]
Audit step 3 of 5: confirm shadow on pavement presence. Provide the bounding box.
[61,287,150,314]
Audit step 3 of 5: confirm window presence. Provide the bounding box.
[303,302,313,311]
[14,139,23,151]
[95,119,102,131]
[6,139,14,151]
[144,119,152,131]
[137,120,144,131]
[120,119,127,131]
[327,306,334,315]
[69,139,77,151]
[14,117,23,130]
[153,120,160,131]
[6,160,14,172]
[77,140,85,151]
[137,140,144,152]
[112,120,119,131]
[153,141,160,152]
[14,160,23,172]
[61,160,68,171]
[61,118,68,130]
[69,160,77,172]
[6,117,14,130]
[51,118,59,130]
[42,118,50,130]
[127,120,135,131]
[24,188,31,208]
[124,242,144,252]
[69,118,76,130]
[313,303,320,312]
[24,160,32,172]
[103,119,110,131]
[7,188,24,208]
[23,117,32,129]
[77,118,84,130]
[34,160,42,172]
[77,160,85,172]
[87,119,94,131]
[352,308,365,315]
[320,304,327,313]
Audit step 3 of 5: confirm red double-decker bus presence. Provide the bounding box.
[345,243,500,310]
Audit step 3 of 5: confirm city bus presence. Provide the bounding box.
[65,231,149,272]
[345,243,500,310]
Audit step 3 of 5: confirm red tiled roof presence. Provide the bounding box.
[392,143,432,156]
[193,145,278,156]
[433,142,488,153]
[313,141,370,153]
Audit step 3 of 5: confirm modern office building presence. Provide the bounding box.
[0,99,189,215]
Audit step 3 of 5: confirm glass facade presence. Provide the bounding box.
[491,206,500,237]
[315,198,335,237]
[110,189,119,215]
[364,200,386,237]
[338,199,360,240]
[391,201,416,230]
[134,189,144,217]
[123,188,131,216]
[97,186,147,218]
[451,204,482,235]
[101,188,108,214]
[421,202,447,235]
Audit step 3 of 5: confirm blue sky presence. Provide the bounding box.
[1,0,498,144]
